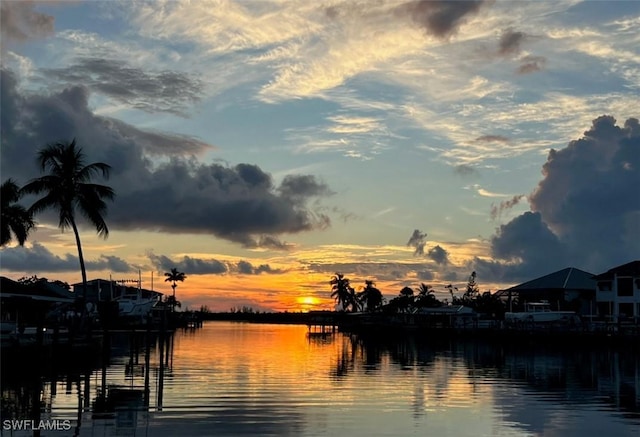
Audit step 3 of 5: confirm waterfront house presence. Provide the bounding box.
[1,276,75,324]
[72,278,162,304]
[593,260,640,323]
[495,267,596,316]
[72,278,163,326]
[1,276,77,346]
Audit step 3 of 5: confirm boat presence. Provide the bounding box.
[105,273,162,323]
[505,300,580,324]
[115,292,159,320]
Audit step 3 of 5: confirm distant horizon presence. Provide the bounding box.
[1,1,638,312]
[1,259,636,313]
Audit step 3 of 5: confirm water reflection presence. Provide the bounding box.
[330,332,640,435]
[1,323,639,436]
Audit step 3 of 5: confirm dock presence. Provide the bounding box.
[306,311,338,337]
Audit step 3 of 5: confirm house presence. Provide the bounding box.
[495,267,597,315]
[72,278,163,304]
[0,276,75,326]
[593,260,640,322]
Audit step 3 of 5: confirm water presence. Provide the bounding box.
[2,321,639,436]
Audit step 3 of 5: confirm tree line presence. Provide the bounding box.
[330,271,506,318]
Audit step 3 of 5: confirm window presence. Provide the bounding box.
[598,281,612,291]
[617,278,633,296]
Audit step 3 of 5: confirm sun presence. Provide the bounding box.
[297,296,319,306]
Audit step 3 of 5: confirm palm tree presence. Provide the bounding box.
[1,179,35,246]
[21,139,115,300]
[164,268,186,311]
[330,273,357,312]
[415,283,441,308]
[357,280,383,312]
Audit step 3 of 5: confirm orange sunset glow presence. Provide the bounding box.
[1,0,637,314]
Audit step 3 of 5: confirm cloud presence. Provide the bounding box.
[0,242,132,273]
[41,57,204,117]
[306,261,427,283]
[453,164,479,177]
[480,115,640,282]
[477,188,510,198]
[498,28,527,56]
[490,194,526,221]
[236,260,281,275]
[427,245,450,265]
[397,0,488,38]
[0,1,54,47]
[148,252,280,276]
[278,174,335,200]
[495,27,547,75]
[0,68,333,246]
[245,235,295,251]
[148,253,228,275]
[476,135,510,143]
[416,270,434,281]
[106,119,213,156]
[516,55,547,74]
[407,229,428,256]
[490,211,566,271]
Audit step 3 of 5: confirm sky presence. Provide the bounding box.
[0,0,639,312]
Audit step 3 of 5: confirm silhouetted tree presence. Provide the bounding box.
[357,280,384,312]
[164,268,186,312]
[387,286,414,313]
[415,283,442,308]
[22,140,114,300]
[330,273,358,312]
[1,179,35,247]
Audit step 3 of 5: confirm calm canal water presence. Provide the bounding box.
[2,321,639,436]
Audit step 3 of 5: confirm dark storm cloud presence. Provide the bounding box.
[0,1,54,46]
[236,260,281,275]
[490,194,525,221]
[516,55,547,74]
[407,229,427,256]
[489,211,566,276]
[108,119,212,155]
[480,115,640,282]
[0,242,133,273]
[498,28,527,56]
[42,58,204,117]
[1,68,333,245]
[148,253,228,275]
[397,0,487,38]
[530,115,640,264]
[109,159,332,246]
[242,235,294,251]
[279,174,335,199]
[427,245,450,265]
[147,253,279,276]
[258,235,293,250]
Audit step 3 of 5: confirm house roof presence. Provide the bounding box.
[592,260,640,280]
[501,267,596,293]
[72,278,163,296]
[0,276,75,303]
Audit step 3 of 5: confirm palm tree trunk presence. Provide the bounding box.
[70,218,88,301]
